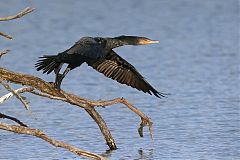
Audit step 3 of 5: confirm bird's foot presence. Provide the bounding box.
[54,83,61,90]
[48,81,61,90]
[48,81,55,87]
[48,81,54,84]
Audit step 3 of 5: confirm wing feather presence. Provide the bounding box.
[87,50,165,98]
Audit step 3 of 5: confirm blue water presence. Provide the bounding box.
[0,0,239,159]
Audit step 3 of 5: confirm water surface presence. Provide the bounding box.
[0,0,239,159]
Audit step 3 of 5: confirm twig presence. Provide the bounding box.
[0,87,33,103]
[0,113,28,127]
[0,7,35,40]
[30,90,67,101]
[0,7,35,21]
[0,32,13,40]
[0,122,105,160]
[86,98,154,142]
[0,49,10,58]
[0,77,30,110]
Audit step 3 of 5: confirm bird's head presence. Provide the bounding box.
[106,36,159,49]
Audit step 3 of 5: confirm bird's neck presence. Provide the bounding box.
[108,36,139,49]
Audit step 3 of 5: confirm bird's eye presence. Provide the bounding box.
[98,39,102,44]
[95,38,103,44]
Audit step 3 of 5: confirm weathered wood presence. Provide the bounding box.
[0,67,154,146]
[0,32,12,40]
[86,97,153,141]
[0,122,105,160]
[0,49,10,58]
[0,7,35,40]
[0,113,27,127]
[0,67,117,149]
[0,87,33,104]
[0,7,34,21]
[0,77,31,110]
[85,108,117,149]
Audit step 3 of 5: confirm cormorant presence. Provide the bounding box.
[35,36,165,98]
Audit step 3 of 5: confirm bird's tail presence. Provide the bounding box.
[35,55,61,74]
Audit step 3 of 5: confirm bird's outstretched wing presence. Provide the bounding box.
[87,50,165,98]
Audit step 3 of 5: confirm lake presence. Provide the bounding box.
[0,0,239,159]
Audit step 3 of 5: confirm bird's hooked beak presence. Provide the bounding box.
[137,38,159,45]
[108,36,159,49]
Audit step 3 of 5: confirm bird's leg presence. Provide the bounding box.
[53,63,63,86]
[55,67,71,90]
[54,73,63,89]
[54,74,63,89]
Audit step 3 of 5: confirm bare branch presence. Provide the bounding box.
[30,90,153,142]
[0,87,33,104]
[0,77,30,110]
[0,7,35,21]
[0,67,154,148]
[0,113,27,127]
[0,49,10,58]
[86,98,154,142]
[29,86,149,146]
[0,32,13,40]
[30,90,67,101]
[85,108,117,149]
[0,7,35,39]
[0,67,117,149]
[0,122,105,160]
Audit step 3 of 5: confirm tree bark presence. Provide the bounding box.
[0,67,154,147]
[0,122,105,160]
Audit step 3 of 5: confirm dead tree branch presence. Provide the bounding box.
[29,90,117,149]
[0,67,117,149]
[0,113,28,127]
[0,32,12,40]
[0,7,35,21]
[0,122,105,160]
[0,67,154,148]
[0,87,33,104]
[0,7,34,40]
[86,98,153,141]
[0,87,105,159]
[0,77,30,110]
[0,49,10,58]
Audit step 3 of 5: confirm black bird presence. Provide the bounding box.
[35,36,165,98]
